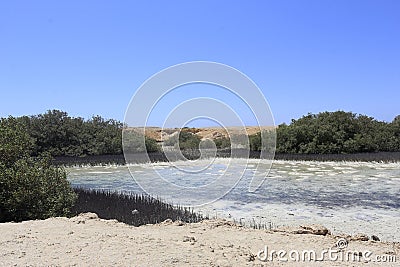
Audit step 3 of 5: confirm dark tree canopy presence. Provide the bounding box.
[274,111,400,154]
[16,110,134,157]
[0,117,76,222]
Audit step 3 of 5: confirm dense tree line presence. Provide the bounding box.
[275,111,400,154]
[16,110,124,157]
[14,110,162,157]
[3,110,400,157]
[160,111,400,155]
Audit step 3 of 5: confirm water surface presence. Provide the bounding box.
[68,159,400,241]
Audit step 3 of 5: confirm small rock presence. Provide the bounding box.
[70,212,99,224]
[208,219,237,228]
[295,225,331,236]
[183,236,196,242]
[371,235,380,241]
[131,209,139,215]
[384,251,395,255]
[173,220,185,226]
[247,253,256,262]
[79,212,98,220]
[161,219,173,225]
[351,234,369,241]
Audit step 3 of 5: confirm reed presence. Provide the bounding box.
[71,188,206,226]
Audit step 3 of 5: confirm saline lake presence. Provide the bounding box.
[67,158,400,241]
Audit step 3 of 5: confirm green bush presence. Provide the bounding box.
[122,130,160,153]
[275,111,400,154]
[249,130,276,152]
[0,117,77,222]
[17,110,124,157]
[199,138,216,149]
[214,137,231,149]
[0,117,33,164]
[145,136,161,152]
[164,131,201,150]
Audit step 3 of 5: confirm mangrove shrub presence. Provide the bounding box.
[0,117,77,222]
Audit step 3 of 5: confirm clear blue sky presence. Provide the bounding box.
[1,0,399,125]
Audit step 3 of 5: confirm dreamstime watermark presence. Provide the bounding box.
[122,61,276,206]
[257,238,397,263]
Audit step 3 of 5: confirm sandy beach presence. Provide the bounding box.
[1,213,398,266]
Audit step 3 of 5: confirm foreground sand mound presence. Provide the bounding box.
[1,213,398,266]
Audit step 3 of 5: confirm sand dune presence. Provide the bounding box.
[129,126,275,142]
[1,213,398,266]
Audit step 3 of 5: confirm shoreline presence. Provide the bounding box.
[66,158,400,243]
[1,213,398,266]
[53,151,400,166]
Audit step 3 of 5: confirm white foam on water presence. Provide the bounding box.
[68,158,400,241]
[87,171,114,174]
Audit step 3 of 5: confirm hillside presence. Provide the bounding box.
[129,126,275,142]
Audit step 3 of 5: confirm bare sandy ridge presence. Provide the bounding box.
[1,213,398,266]
[131,126,275,142]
